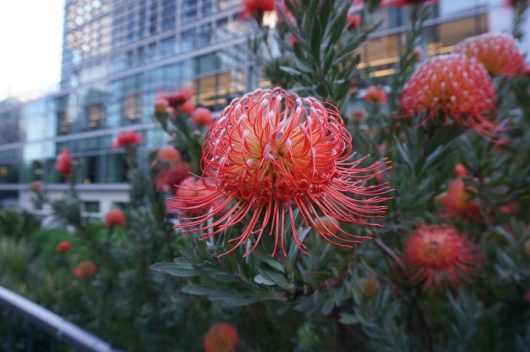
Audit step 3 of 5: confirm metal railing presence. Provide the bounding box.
[0,285,117,352]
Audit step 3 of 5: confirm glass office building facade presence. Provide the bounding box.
[0,0,519,213]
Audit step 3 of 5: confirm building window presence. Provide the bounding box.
[57,110,71,135]
[82,201,100,214]
[122,95,142,121]
[87,104,105,128]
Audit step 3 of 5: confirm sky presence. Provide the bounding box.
[0,0,64,101]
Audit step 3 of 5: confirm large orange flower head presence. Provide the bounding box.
[203,323,239,352]
[403,225,482,291]
[455,33,525,76]
[400,54,500,138]
[169,88,391,257]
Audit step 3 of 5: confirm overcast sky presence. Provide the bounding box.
[0,0,64,100]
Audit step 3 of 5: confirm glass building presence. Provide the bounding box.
[0,0,525,215]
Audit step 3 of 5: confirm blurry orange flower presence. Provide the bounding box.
[170,176,219,217]
[155,163,192,193]
[112,131,144,149]
[352,108,368,123]
[360,275,378,298]
[347,13,362,29]
[454,163,467,177]
[56,241,73,253]
[156,146,181,163]
[73,261,98,279]
[55,149,73,177]
[203,323,239,352]
[103,208,126,227]
[400,54,500,139]
[30,181,43,192]
[154,99,169,115]
[181,99,195,114]
[363,86,387,104]
[403,225,482,291]
[161,88,194,108]
[455,33,525,76]
[441,178,479,219]
[243,0,275,16]
[192,107,214,126]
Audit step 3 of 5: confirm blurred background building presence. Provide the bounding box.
[0,0,527,217]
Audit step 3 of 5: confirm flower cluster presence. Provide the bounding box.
[169,88,391,256]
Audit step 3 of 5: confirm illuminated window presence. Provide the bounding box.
[87,104,105,128]
[122,95,142,121]
[57,111,71,135]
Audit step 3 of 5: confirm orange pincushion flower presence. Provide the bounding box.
[192,107,214,126]
[400,54,500,139]
[455,33,525,76]
[363,86,387,104]
[103,208,126,227]
[73,260,98,279]
[56,241,73,253]
[169,88,391,256]
[243,0,275,16]
[203,323,239,352]
[112,130,144,149]
[155,163,191,193]
[55,149,73,176]
[403,225,482,291]
[442,178,479,219]
[157,146,181,163]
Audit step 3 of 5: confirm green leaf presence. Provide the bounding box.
[279,66,303,76]
[150,259,197,278]
[254,274,275,286]
[310,20,322,62]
